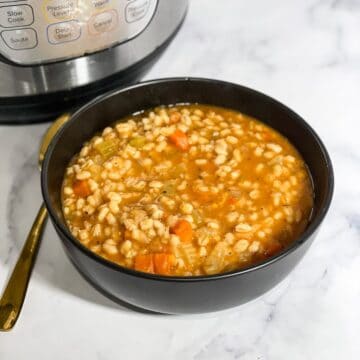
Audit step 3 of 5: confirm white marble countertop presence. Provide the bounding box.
[1,0,359,358]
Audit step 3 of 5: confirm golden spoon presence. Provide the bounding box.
[0,113,70,331]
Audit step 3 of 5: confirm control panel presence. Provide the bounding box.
[0,0,158,65]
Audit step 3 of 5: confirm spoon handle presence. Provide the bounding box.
[0,205,48,331]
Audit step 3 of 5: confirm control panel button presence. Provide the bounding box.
[1,28,38,50]
[43,0,78,22]
[47,20,81,44]
[125,0,150,23]
[0,5,34,28]
[88,10,117,35]
[91,0,110,10]
[0,0,158,65]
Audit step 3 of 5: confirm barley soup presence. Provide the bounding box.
[61,104,314,276]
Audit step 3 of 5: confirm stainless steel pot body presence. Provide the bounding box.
[0,0,188,97]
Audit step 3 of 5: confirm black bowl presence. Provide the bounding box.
[41,78,334,314]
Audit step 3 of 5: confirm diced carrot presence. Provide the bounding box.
[227,196,237,205]
[153,253,175,275]
[168,129,189,151]
[171,219,193,243]
[72,180,91,197]
[169,112,181,124]
[134,254,154,273]
[262,132,272,141]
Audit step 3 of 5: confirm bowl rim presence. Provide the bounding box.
[41,76,334,282]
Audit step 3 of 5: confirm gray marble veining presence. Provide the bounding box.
[0,0,359,359]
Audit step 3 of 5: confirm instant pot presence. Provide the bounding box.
[0,0,188,123]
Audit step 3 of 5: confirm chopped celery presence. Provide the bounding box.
[162,183,176,195]
[196,226,220,244]
[192,209,203,225]
[88,164,103,182]
[203,242,228,275]
[95,138,119,158]
[211,193,228,208]
[129,136,146,149]
[170,163,186,177]
[181,243,197,265]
